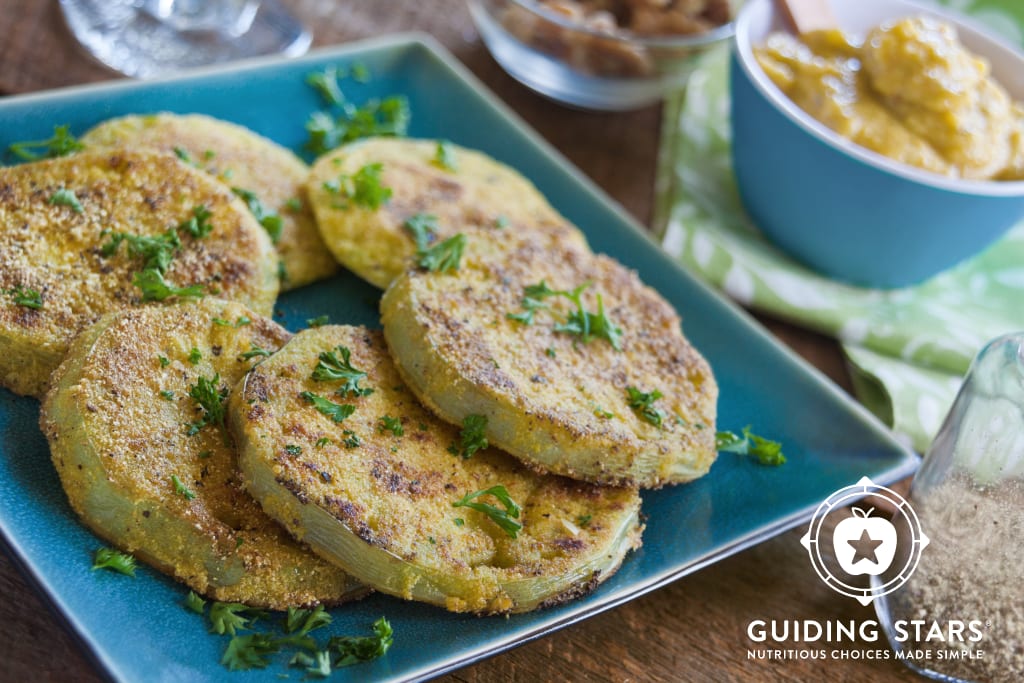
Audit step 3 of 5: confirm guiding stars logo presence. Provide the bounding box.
[801,476,929,605]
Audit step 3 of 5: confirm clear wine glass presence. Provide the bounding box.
[58,0,312,79]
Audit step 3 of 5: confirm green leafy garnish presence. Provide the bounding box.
[378,415,404,436]
[316,437,332,448]
[188,347,202,365]
[577,514,592,527]
[351,62,371,83]
[452,485,522,539]
[290,651,332,678]
[626,386,666,428]
[186,373,228,436]
[508,281,623,350]
[102,228,181,273]
[184,591,206,614]
[159,390,175,401]
[342,430,361,448]
[238,344,272,362]
[324,162,392,210]
[133,268,205,302]
[432,140,457,171]
[8,124,84,161]
[49,187,83,213]
[301,391,356,423]
[305,96,410,155]
[232,187,283,243]
[3,284,42,309]
[285,196,303,211]
[716,426,787,466]
[306,65,345,105]
[285,444,302,456]
[312,345,373,397]
[158,355,170,368]
[92,547,137,576]
[447,414,489,459]
[306,314,329,327]
[209,602,265,636]
[178,204,214,238]
[418,233,466,273]
[213,316,251,327]
[285,605,332,637]
[329,617,394,667]
[221,633,279,671]
[172,474,196,500]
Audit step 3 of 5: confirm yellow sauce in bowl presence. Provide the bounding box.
[755,16,1024,181]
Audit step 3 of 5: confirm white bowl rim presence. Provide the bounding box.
[472,0,736,48]
[735,0,1024,197]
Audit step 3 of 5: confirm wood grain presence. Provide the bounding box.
[0,1,918,681]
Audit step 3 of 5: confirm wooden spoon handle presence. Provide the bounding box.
[777,0,837,33]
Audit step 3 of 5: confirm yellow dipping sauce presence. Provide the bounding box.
[755,16,1024,181]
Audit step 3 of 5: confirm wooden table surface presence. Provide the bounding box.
[0,1,922,681]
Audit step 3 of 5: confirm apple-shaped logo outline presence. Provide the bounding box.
[832,506,897,576]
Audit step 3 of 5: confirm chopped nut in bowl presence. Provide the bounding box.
[468,0,736,110]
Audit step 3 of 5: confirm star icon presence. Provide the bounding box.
[847,529,884,565]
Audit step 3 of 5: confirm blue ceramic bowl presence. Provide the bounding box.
[731,0,1024,289]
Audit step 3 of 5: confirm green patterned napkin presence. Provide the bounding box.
[653,1,1024,451]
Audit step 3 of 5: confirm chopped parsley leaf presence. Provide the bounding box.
[4,284,42,309]
[284,444,302,456]
[49,187,83,213]
[378,415,404,436]
[92,547,137,576]
[316,437,332,448]
[508,281,622,350]
[432,140,457,171]
[158,355,170,367]
[221,633,279,671]
[305,65,345,105]
[290,651,332,678]
[324,162,391,210]
[188,347,202,365]
[329,616,393,667]
[306,314,329,327]
[447,414,489,459]
[626,386,665,428]
[237,344,272,362]
[178,205,214,238]
[213,316,251,327]
[209,602,264,636]
[312,345,373,397]
[305,96,410,155]
[285,604,332,637]
[102,228,181,273]
[186,373,228,436]
[172,474,196,500]
[232,187,283,243]
[301,391,356,423]
[577,514,592,527]
[159,390,175,401]
[454,518,465,527]
[452,485,522,539]
[184,590,206,614]
[418,233,466,273]
[342,430,361,449]
[715,426,786,466]
[8,124,84,161]
[133,268,205,302]
[351,62,371,83]
[285,196,304,212]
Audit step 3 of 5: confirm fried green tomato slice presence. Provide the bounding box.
[229,325,642,614]
[0,149,278,397]
[40,299,362,609]
[83,113,338,290]
[381,234,718,488]
[305,136,588,289]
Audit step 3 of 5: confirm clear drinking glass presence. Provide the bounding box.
[58,0,311,79]
[874,333,1024,683]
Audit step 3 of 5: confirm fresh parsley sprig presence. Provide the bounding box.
[452,485,522,539]
[716,426,787,466]
[49,187,83,213]
[186,373,229,436]
[92,547,137,576]
[301,390,356,423]
[402,213,466,273]
[3,284,42,309]
[447,414,488,459]
[507,281,623,350]
[432,140,457,172]
[232,187,283,243]
[626,386,666,428]
[312,345,373,397]
[378,415,404,437]
[134,269,206,302]
[8,124,84,161]
[324,162,392,210]
[305,96,410,156]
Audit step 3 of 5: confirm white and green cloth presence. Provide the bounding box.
[654,1,1024,451]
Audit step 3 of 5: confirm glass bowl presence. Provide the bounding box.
[467,0,735,111]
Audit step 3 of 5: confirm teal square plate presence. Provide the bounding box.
[0,34,917,682]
